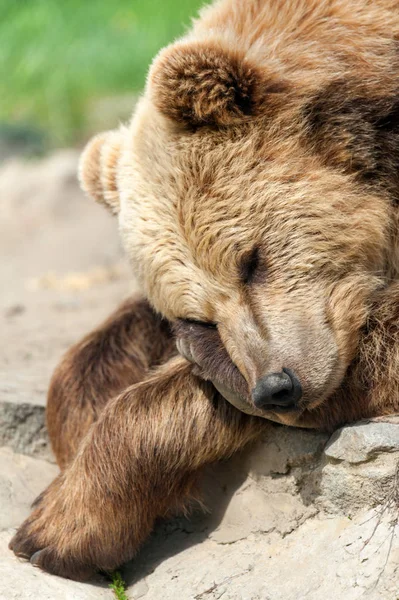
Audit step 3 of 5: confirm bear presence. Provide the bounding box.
[9,0,399,581]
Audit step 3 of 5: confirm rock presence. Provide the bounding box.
[127,579,149,599]
[244,425,329,478]
[0,402,51,462]
[201,454,317,545]
[123,508,399,600]
[209,485,316,544]
[0,447,58,530]
[324,421,399,464]
[318,451,399,513]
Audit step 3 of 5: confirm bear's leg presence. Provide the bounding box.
[47,296,175,469]
[10,357,265,580]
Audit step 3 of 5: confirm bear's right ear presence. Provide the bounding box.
[78,129,124,215]
[149,41,287,128]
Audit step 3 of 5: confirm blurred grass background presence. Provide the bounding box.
[1,0,203,154]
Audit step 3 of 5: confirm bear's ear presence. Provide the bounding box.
[149,42,282,127]
[78,129,124,215]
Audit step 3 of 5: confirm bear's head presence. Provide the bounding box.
[79,41,396,425]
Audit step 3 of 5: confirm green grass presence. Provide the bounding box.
[109,571,129,600]
[1,0,203,147]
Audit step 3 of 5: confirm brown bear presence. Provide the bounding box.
[9,0,399,581]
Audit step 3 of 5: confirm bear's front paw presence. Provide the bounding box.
[9,474,118,581]
[10,527,94,581]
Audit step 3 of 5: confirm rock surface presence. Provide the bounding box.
[325,421,399,463]
[0,448,58,530]
[1,432,398,600]
[126,509,398,600]
[1,152,398,599]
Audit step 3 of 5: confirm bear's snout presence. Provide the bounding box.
[252,368,302,412]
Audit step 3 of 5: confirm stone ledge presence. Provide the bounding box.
[1,415,398,599]
[325,420,399,464]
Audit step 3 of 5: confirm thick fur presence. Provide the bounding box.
[10,0,399,581]
[46,297,175,468]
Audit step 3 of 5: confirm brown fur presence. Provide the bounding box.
[78,128,125,215]
[10,0,399,581]
[150,41,288,127]
[46,296,174,468]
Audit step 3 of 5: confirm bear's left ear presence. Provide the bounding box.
[149,41,285,127]
[78,128,124,215]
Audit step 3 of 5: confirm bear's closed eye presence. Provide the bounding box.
[181,319,218,329]
[239,246,266,286]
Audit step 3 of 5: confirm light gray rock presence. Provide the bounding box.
[0,402,50,462]
[0,447,58,531]
[324,421,399,464]
[244,425,329,478]
[318,451,399,513]
[209,484,316,544]
[124,508,399,600]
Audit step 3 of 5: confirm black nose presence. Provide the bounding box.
[252,368,302,411]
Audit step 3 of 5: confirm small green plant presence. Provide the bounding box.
[109,571,129,600]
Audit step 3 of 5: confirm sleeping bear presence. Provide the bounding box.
[10,0,399,580]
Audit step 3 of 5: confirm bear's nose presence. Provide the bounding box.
[252,368,302,411]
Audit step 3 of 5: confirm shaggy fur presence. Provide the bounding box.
[10,0,399,581]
